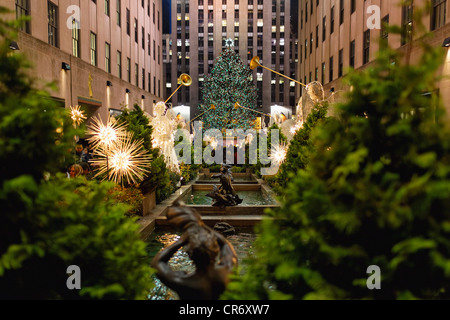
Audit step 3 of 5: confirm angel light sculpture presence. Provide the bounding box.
[150,101,180,174]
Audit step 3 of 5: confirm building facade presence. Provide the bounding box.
[298,0,450,118]
[163,0,298,122]
[4,0,164,124]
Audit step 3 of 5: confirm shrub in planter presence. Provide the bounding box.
[0,17,153,299]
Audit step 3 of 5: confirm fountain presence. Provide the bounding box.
[143,165,280,300]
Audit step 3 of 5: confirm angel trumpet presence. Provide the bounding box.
[250,56,307,88]
[188,105,216,124]
[234,102,270,117]
[165,73,193,103]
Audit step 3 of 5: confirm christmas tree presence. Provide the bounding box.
[199,47,258,131]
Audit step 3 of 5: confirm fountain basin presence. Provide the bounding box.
[155,184,279,228]
[196,172,259,184]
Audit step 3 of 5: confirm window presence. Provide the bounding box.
[351,0,356,14]
[15,0,30,33]
[126,8,130,35]
[48,1,58,47]
[153,2,155,23]
[401,2,413,45]
[105,42,111,73]
[316,25,319,48]
[363,29,370,64]
[135,63,139,86]
[135,18,138,43]
[90,32,97,66]
[142,68,145,89]
[158,45,161,64]
[330,6,335,34]
[350,40,355,68]
[381,15,389,48]
[431,0,446,30]
[321,62,325,84]
[322,16,326,42]
[329,56,334,82]
[116,0,121,26]
[339,0,344,25]
[127,58,131,82]
[105,0,110,16]
[142,27,145,49]
[338,49,343,77]
[72,19,80,57]
[117,51,122,79]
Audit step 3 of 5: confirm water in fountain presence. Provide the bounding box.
[147,229,256,300]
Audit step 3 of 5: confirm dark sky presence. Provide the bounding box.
[162,0,298,35]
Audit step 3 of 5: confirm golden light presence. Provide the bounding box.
[271,143,288,166]
[86,115,127,150]
[90,133,151,185]
[70,105,87,128]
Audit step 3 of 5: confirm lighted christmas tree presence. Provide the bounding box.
[198,47,258,131]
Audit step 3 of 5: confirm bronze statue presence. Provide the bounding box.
[151,202,238,300]
[206,165,243,208]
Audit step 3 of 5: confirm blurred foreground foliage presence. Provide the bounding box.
[224,13,450,300]
[0,10,152,299]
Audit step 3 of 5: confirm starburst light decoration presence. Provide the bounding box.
[70,105,87,128]
[86,115,127,150]
[90,132,151,185]
[270,143,288,166]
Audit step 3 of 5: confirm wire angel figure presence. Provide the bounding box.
[150,102,181,174]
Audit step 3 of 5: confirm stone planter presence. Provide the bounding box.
[142,189,156,217]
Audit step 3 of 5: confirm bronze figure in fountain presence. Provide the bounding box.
[151,202,238,300]
[206,165,243,208]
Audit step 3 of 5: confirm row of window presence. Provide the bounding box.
[300,0,447,85]
[16,0,162,94]
[300,1,446,39]
[89,32,160,95]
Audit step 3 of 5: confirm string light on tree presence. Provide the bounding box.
[199,48,258,131]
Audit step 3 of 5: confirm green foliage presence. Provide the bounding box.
[267,103,329,194]
[110,185,145,217]
[199,48,258,131]
[0,177,153,299]
[0,14,153,299]
[225,23,450,299]
[116,104,153,152]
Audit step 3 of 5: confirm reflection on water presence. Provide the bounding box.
[183,190,276,206]
[147,230,256,300]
